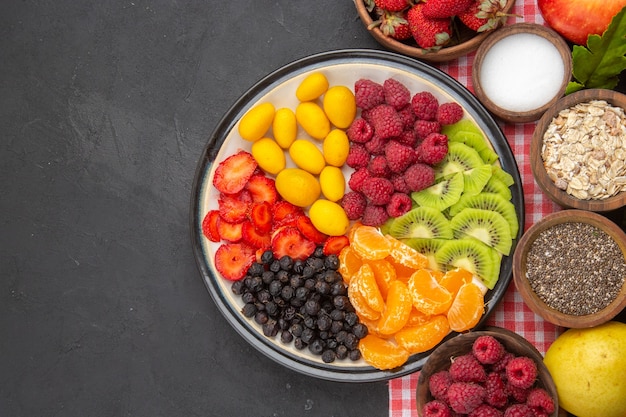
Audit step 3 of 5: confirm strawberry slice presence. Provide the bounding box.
[217,218,243,243]
[202,210,221,242]
[212,151,258,195]
[214,243,256,281]
[242,220,271,250]
[250,201,272,234]
[218,190,252,223]
[322,235,350,255]
[272,201,303,229]
[246,175,278,205]
[296,215,328,244]
[271,226,316,261]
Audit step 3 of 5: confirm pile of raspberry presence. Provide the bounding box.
[422,335,556,417]
[341,77,463,227]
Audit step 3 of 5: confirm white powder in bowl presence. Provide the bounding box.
[479,33,565,112]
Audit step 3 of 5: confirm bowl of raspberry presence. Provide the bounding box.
[354,0,517,62]
[416,327,558,417]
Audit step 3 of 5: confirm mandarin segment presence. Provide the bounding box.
[367,259,396,300]
[387,236,430,270]
[407,269,453,315]
[351,225,392,260]
[338,246,362,283]
[447,281,485,332]
[406,307,432,327]
[395,315,450,354]
[377,280,412,335]
[439,267,473,297]
[348,273,381,321]
[354,263,385,313]
[358,334,410,370]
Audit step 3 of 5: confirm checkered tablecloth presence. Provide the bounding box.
[389,2,566,415]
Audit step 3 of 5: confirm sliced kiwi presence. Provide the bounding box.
[388,206,454,240]
[479,147,499,165]
[450,208,512,256]
[491,165,515,187]
[436,142,485,179]
[482,176,512,201]
[411,172,464,211]
[441,119,484,139]
[403,238,447,271]
[434,237,501,289]
[462,164,493,196]
[449,192,519,237]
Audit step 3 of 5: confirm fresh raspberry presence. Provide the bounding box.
[368,155,391,177]
[526,388,555,415]
[503,404,534,417]
[348,168,371,192]
[403,163,435,192]
[386,192,413,218]
[398,106,417,130]
[450,353,487,383]
[428,370,453,401]
[472,335,505,365]
[411,91,439,121]
[492,351,515,373]
[437,102,464,125]
[368,104,404,139]
[385,140,416,173]
[361,177,394,205]
[484,372,508,409]
[505,356,537,389]
[506,383,531,403]
[340,191,367,220]
[414,119,441,140]
[396,129,418,147]
[346,143,370,169]
[383,78,411,110]
[354,79,385,110]
[361,204,388,227]
[422,400,453,417]
[447,382,486,414]
[468,404,504,417]
[364,134,387,155]
[391,173,411,194]
[347,118,374,143]
[416,132,448,165]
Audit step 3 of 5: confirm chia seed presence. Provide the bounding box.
[525,222,626,316]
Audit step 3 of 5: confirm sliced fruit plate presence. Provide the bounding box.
[190,49,524,382]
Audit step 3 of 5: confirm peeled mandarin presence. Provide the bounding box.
[407,269,453,315]
[366,259,396,300]
[308,199,350,236]
[447,282,484,332]
[295,101,331,140]
[275,168,320,207]
[338,246,362,283]
[377,280,412,335]
[251,137,285,175]
[272,107,297,149]
[354,263,385,313]
[350,225,392,261]
[289,139,326,175]
[358,334,410,371]
[322,129,350,167]
[295,72,329,102]
[238,102,275,142]
[394,315,450,354]
[348,274,381,321]
[323,85,357,129]
[319,166,345,202]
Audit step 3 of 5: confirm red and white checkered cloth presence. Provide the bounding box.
[389,2,566,415]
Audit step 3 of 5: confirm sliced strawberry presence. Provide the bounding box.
[323,235,350,255]
[271,226,316,261]
[218,190,252,223]
[212,151,258,195]
[242,220,271,250]
[217,218,244,243]
[214,242,256,281]
[250,201,272,234]
[202,210,221,242]
[246,175,278,205]
[296,215,328,244]
[272,200,303,229]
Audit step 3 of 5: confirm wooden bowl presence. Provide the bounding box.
[531,89,626,211]
[472,23,572,123]
[353,0,516,63]
[513,210,626,328]
[416,326,558,417]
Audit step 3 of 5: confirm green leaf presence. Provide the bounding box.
[567,5,626,94]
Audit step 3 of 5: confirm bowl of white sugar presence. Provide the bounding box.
[472,23,572,124]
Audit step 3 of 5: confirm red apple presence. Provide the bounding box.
[538,0,626,44]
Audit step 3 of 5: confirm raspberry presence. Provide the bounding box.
[403,163,435,192]
[383,78,411,110]
[447,382,486,414]
[361,177,394,205]
[368,155,391,177]
[348,168,371,192]
[340,191,367,220]
[422,400,453,417]
[368,104,404,139]
[385,140,416,173]
[416,132,448,165]
[437,102,464,125]
[354,78,385,110]
[468,404,504,417]
[450,353,487,383]
[361,204,388,226]
[503,404,533,417]
[396,129,418,147]
[411,91,439,121]
[506,382,531,403]
[364,134,387,155]
[346,143,370,169]
[505,356,537,389]
[391,173,411,194]
[492,351,515,373]
[386,192,412,218]
[526,388,555,415]
[472,335,505,365]
[398,106,417,130]
[346,118,374,143]
[414,119,441,140]
[484,372,508,409]
[429,370,453,401]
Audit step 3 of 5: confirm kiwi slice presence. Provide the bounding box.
[403,238,447,271]
[462,164,493,196]
[491,165,515,187]
[411,172,464,211]
[482,176,512,201]
[450,208,512,256]
[479,147,499,165]
[441,119,484,138]
[449,192,519,237]
[436,142,485,179]
[435,237,501,289]
[388,206,454,240]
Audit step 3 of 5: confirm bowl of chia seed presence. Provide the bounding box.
[512,210,626,328]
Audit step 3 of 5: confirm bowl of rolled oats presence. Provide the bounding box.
[530,89,626,212]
